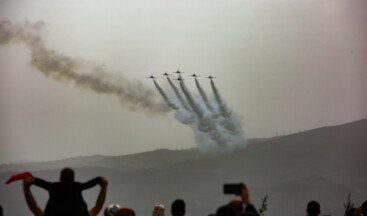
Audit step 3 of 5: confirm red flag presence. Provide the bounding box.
[6,172,33,184]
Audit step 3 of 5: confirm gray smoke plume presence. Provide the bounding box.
[0,18,168,114]
[1,18,248,153]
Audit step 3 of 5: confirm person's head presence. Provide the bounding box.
[104,204,121,216]
[152,203,165,216]
[307,200,320,216]
[346,207,357,216]
[216,204,237,216]
[0,205,3,216]
[362,201,367,216]
[229,200,243,215]
[115,208,135,216]
[60,167,75,182]
[171,199,185,216]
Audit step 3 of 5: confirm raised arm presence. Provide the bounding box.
[81,176,102,190]
[240,183,260,216]
[89,177,108,216]
[33,177,52,191]
[23,177,44,216]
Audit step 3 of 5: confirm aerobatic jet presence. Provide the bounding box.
[189,73,200,78]
[205,75,216,79]
[174,77,185,81]
[173,70,184,75]
[161,72,171,76]
[146,75,158,79]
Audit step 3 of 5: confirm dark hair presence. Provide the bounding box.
[307,200,320,216]
[171,199,185,216]
[115,208,136,216]
[0,205,3,216]
[60,167,75,182]
[362,200,367,216]
[216,204,236,216]
[229,200,244,214]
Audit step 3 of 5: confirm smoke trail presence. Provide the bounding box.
[179,80,228,147]
[153,79,193,124]
[194,77,215,112]
[0,18,168,114]
[153,79,178,110]
[1,18,248,153]
[167,77,191,111]
[210,79,231,117]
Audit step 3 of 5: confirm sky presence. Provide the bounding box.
[0,0,366,164]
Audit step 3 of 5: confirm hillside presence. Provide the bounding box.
[1,119,366,216]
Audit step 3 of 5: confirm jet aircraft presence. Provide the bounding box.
[161,72,171,76]
[189,73,200,78]
[174,77,185,81]
[146,75,158,79]
[173,70,184,75]
[205,75,216,79]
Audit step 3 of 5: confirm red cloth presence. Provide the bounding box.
[6,172,33,184]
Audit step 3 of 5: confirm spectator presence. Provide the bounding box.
[216,205,237,216]
[229,200,244,215]
[0,205,3,216]
[22,175,108,216]
[32,167,102,216]
[115,208,136,216]
[153,203,165,216]
[306,201,320,216]
[346,207,357,216]
[104,204,121,216]
[362,201,367,216]
[216,183,259,216]
[171,199,185,216]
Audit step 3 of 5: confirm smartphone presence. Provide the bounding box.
[223,183,242,195]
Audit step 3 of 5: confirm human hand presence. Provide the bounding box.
[240,183,251,205]
[99,177,108,188]
[23,176,34,187]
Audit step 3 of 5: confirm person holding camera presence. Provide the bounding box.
[216,183,259,216]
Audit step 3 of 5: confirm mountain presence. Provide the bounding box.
[1,119,366,216]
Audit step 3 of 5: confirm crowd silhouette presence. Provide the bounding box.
[2,167,367,216]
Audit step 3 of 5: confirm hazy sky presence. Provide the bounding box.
[1,0,366,164]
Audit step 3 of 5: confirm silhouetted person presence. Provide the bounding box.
[23,175,107,216]
[306,201,320,216]
[171,199,185,216]
[0,205,3,216]
[362,201,367,216]
[27,167,103,216]
[115,208,136,216]
[216,183,259,216]
[229,200,244,215]
[216,205,237,216]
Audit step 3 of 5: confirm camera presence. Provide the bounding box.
[223,183,242,195]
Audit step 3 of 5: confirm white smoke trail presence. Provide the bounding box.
[179,79,229,147]
[0,18,168,114]
[167,77,191,111]
[153,79,178,110]
[153,79,193,125]
[210,79,231,118]
[194,77,215,113]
